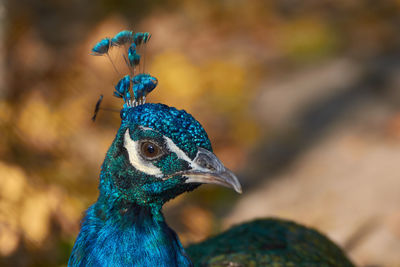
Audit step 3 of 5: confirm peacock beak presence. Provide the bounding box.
[182,148,242,194]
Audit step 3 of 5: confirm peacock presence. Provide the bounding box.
[68,30,354,267]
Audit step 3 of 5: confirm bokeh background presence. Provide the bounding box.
[1,0,400,266]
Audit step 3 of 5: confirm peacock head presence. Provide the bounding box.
[93,31,241,207]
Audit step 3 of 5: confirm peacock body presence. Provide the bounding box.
[187,219,354,267]
[68,30,354,267]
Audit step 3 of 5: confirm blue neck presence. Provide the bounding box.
[68,195,192,267]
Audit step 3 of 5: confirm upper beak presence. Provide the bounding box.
[182,148,242,194]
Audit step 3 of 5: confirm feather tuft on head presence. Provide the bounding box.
[91,30,156,108]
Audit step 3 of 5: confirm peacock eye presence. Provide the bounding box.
[140,141,162,160]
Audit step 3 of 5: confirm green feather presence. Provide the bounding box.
[186,218,354,267]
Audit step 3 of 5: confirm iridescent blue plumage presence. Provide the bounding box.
[69,203,191,267]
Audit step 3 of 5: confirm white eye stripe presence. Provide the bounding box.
[164,137,192,163]
[139,126,154,131]
[163,136,207,171]
[123,129,163,178]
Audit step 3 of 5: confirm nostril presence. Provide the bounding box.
[196,156,216,171]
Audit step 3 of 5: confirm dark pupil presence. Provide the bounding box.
[141,141,160,159]
[146,144,155,154]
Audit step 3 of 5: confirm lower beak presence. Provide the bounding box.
[182,148,242,194]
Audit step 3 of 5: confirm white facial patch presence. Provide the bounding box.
[123,129,163,178]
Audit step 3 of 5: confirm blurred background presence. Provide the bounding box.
[1,0,400,266]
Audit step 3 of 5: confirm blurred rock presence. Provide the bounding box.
[254,58,361,129]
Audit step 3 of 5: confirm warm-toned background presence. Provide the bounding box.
[1,1,400,266]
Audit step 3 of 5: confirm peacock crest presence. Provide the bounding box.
[91,30,158,109]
